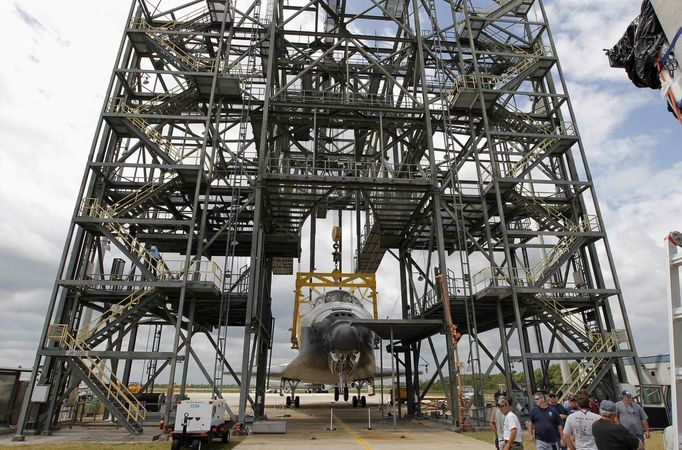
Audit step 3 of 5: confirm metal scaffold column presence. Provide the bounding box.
[15,0,646,436]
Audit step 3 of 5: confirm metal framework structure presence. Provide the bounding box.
[15,0,644,437]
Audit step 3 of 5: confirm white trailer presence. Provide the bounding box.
[170,399,233,450]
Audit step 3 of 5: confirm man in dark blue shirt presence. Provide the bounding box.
[548,392,570,450]
[548,392,569,423]
[528,392,563,450]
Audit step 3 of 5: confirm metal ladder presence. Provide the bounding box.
[144,324,163,391]
[212,0,262,399]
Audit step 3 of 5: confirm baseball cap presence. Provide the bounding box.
[621,390,633,397]
[600,400,617,413]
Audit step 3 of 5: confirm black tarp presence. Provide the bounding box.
[606,0,665,89]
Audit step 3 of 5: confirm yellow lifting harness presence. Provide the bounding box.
[289,226,378,348]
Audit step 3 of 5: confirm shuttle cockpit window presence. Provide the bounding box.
[314,290,363,307]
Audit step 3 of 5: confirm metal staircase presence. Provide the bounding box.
[109,172,184,219]
[81,199,171,279]
[534,293,593,351]
[526,221,588,286]
[47,324,146,434]
[450,47,545,105]
[506,187,569,232]
[79,289,161,348]
[132,18,216,72]
[556,330,628,399]
[488,103,550,135]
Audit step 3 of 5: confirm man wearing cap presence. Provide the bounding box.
[592,400,642,450]
[528,392,563,450]
[548,393,570,450]
[548,393,569,422]
[616,390,650,446]
[499,396,524,450]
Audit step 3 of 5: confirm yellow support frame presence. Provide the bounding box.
[290,270,378,348]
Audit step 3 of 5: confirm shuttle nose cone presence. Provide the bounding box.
[329,323,361,351]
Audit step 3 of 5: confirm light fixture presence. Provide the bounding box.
[142,74,150,85]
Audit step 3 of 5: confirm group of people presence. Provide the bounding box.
[489,390,650,450]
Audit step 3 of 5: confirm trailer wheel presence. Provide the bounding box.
[190,438,202,450]
[222,430,230,443]
[171,438,181,450]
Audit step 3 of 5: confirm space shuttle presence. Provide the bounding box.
[272,227,380,408]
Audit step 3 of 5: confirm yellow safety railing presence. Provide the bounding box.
[76,288,156,342]
[450,46,545,100]
[80,199,224,286]
[108,98,213,175]
[155,258,224,288]
[141,81,192,110]
[513,184,569,227]
[471,215,600,289]
[80,199,172,279]
[130,18,223,73]
[47,324,146,423]
[535,293,593,343]
[527,216,600,284]
[108,99,182,162]
[555,330,626,401]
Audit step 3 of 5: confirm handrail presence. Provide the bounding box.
[47,324,146,423]
[471,215,600,289]
[555,330,625,400]
[450,46,546,100]
[130,18,219,72]
[76,288,156,342]
[81,198,224,287]
[535,293,592,344]
[266,156,431,180]
[272,89,418,109]
[80,199,171,279]
[107,98,214,175]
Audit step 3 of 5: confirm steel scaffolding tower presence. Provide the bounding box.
[15,0,644,437]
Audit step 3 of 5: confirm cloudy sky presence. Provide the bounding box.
[0,0,679,387]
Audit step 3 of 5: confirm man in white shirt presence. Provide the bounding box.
[499,396,524,450]
[563,390,600,450]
